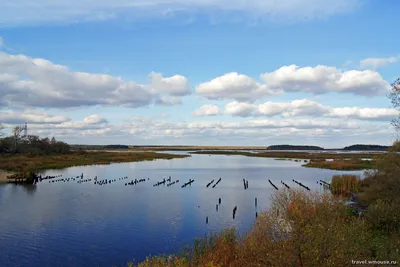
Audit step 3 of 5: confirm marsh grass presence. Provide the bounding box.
[330,175,361,197]
[0,151,189,175]
[303,159,376,170]
[191,151,380,170]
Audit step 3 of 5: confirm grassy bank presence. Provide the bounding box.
[0,151,189,175]
[303,159,376,170]
[191,150,380,170]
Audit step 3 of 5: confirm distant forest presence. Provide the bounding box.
[104,145,129,149]
[267,145,324,150]
[267,144,392,151]
[343,144,390,151]
[70,144,129,149]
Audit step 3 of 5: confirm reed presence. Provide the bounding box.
[330,174,361,197]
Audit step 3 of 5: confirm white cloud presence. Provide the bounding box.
[54,114,107,129]
[195,99,397,121]
[154,96,183,106]
[149,72,191,96]
[0,37,4,49]
[0,51,190,109]
[260,65,389,96]
[256,99,328,117]
[0,109,71,124]
[196,65,389,101]
[196,72,281,102]
[359,56,399,70]
[193,104,221,116]
[4,113,391,146]
[0,0,361,27]
[327,107,398,120]
[82,114,107,124]
[224,101,256,117]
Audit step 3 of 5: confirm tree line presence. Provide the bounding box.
[0,125,70,155]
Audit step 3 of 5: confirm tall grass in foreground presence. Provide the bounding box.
[331,174,361,197]
[135,189,400,267]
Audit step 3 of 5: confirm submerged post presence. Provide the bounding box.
[218,198,221,204]
[255,197,257,207]
[206,216,208,224]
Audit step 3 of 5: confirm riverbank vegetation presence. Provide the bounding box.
[190,150,380,170]
[0,151,189,175]
[134,145,400,267]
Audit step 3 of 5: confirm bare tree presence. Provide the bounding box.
[0,123,4,137]
[12,126,23,152]
[389,78,400,131]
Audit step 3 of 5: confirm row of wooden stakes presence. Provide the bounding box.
[205,197,259,224]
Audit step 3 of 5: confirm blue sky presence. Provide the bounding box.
[0,0,399,147]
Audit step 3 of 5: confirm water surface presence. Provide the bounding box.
[0,154,364,267]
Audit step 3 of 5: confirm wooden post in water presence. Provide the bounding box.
[206,216,208,224]
[255,197,257,207]
[219,198,221,204]
[256,212,258,218]
[216,204,218,211]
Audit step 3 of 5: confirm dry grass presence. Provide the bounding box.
[330,175,361,197]
[0,151,189,174]
[136,190,380,267]
[303,159,376,170]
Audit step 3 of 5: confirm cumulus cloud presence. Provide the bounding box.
[5,112,390,145]
[154,96,183,106]
[256,99,328,117]
[0,51,190,109]
[195,99,397,121]
[359,56,399,70]
[149,72,191,96]
[327,107,398,120]
[54,114,107,129]
[0,109,71,124]
[260,65,390,96]
[193,104,221,116]
[196,65,389,101]
[196,72,281,102]
[0,37,4,49]
[0,0,361,27]
[82,114,107,124]
[224,102,256,117]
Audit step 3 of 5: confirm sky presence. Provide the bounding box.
[0,0,399,148]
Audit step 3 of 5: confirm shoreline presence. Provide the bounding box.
[0,151,190,176]
[0,169,14,183]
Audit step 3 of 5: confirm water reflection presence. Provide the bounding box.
[0,154,364,267]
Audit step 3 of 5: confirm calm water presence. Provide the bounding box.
[0,153,364,267]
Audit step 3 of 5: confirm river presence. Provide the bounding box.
[0,152,364,267]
